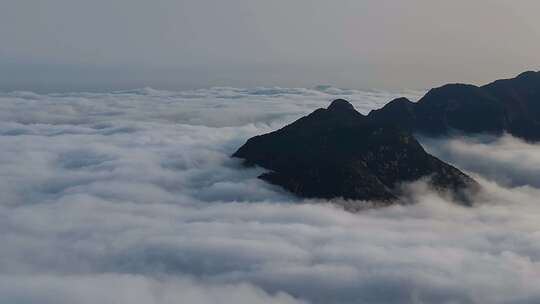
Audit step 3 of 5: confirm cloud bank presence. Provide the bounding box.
[1,87,540,303]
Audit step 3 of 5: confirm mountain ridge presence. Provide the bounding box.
[368,71,540,141]
[233,100,478,208]
[233,71,539,207]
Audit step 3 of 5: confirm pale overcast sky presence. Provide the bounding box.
[1,0,540,91]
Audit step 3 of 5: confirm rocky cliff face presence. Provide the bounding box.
[233,100,478,206]
[368,71,540,141]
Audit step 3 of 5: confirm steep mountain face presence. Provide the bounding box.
[368,71,540,141]
[233,100,477,206]
[483,71,540,140]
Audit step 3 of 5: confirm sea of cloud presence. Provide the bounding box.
[1,86,540,304]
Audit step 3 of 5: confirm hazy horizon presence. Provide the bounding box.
[2,0,540,92]
[2,65,538,94]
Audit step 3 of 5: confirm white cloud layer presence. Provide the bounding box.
[1,87,540,304]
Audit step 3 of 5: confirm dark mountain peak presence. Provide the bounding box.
[368,70,540,141]
[425,83,477,94]
[289,101,366,131]
[389,97,413,104]
[484,70,540,90]
[233,100,478,209]
[328,99,355,111]
[516,70,539,79]
[377,97,415,111]
[368,97,417,130]
[419,83,487,104]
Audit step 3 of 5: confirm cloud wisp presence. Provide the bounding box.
[1,87,540,304]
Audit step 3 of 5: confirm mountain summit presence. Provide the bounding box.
[369,71,540,141]
[327,99,356,111]
[233,100,477,208]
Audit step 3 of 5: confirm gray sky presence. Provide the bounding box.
[1,0,540,92]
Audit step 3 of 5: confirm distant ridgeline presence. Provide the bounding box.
[233,71,539,207]
[369,71,540,141]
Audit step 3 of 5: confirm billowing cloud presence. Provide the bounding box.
[422,135,540,188]
[0,275,305,304]
[1,87,540,304]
